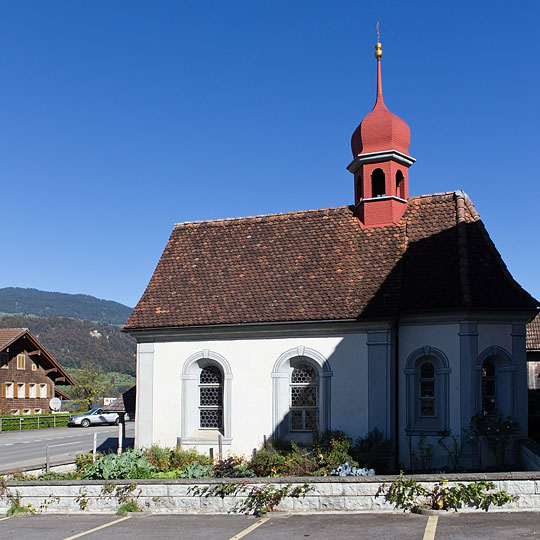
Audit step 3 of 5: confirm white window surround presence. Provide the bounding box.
[5,382,14,398]
[180,350,232,445]
[404,346,451,435]
[40,383,47,398]
[29,383,37,398]
[272,346,332,440]
[17,383,25,398]
[474,346,516,419]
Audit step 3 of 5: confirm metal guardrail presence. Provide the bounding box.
[0,414,70,432]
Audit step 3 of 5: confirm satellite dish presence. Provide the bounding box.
[49,397,61,411]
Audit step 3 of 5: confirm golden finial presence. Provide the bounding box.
[375,22,383,59]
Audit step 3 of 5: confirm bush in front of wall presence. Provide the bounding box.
[248,450,287,477]
[144,446,211,472]
[351,428,395,474]
[76,452,104,473]
[212,457,256,478]
[81,450,157,480]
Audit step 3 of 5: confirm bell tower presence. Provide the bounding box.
[347,40,415,227]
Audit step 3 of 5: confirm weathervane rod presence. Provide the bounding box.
[376,21,380,43]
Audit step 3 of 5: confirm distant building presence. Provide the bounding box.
[125,42,538,468]
[527,314,540,389]
[0,328,75,415]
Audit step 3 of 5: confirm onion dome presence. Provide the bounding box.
[351,42,411,156]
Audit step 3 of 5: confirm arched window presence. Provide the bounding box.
[271,346,332,441]
[199,365,224,431]
[419,362,435,417]
[181,350,232,445]
[396,170,405,198]
[290,362,318,432]
[482,360,496,414]
[371,169,386,197]
[404,347,450,434]
[475,347,516,421]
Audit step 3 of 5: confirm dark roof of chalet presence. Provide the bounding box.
[125,191,539,330]
[0,327,76,385]
[528,314,540,351]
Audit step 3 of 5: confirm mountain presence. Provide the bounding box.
[0,315,136,376]
[0,287,132,326]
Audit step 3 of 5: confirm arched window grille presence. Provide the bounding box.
[290,363,318,431]
[419,362,435,417]
[371,169,386,197]
[199,365,223,430]
[482,360,496,414]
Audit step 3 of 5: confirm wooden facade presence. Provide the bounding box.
[0,328,75,414]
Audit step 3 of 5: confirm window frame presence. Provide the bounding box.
[289,361,319,432]
[180,350,233,446]
[17,382,25,398]
[404,347,451,435]
[16,354,25,370]
[271,346,332,441]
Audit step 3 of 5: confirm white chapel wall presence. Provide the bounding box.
[135,329,374,456]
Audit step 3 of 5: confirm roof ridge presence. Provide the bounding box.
[174,191,462,228]
[174,205,352,228]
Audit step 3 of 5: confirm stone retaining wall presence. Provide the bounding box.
[2,473,540,515]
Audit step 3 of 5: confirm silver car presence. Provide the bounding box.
[68,408,127,428]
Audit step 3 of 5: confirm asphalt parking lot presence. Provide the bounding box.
[0,512,539,540]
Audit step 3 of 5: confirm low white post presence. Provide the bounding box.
[218,434,223,461]
[93,432,97,462]
[46,445,50,473]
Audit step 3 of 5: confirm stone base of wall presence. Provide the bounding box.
[2,473,540,515]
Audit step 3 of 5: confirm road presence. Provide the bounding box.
[1,512,540,540]
[0,423,135,473]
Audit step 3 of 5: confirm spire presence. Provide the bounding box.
[347,34,416,228]
[374,41,385,108]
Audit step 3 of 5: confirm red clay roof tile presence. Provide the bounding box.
[125,191,538,330]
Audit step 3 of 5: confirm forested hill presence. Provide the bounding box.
[0,288,132,325]
[0,316,136,376]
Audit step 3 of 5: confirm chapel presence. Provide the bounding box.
[125,41,538,468]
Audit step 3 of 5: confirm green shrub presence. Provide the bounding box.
[81,450,157,480]
[144,446,211,472]
[117,501,141,515]
[248,451,287,477]
[76,452,104,473]
[352,428,394,474]
[282,445,321,476]
[323,436,357,470]
[212,457,256,478]
[269,438,294,455]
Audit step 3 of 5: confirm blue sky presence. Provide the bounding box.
[1,1,539,308]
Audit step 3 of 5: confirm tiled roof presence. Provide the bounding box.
[125,191,538,330]
[528,314,540,350]
[0,328,27,350]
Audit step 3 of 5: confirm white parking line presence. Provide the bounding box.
[423,515,438,540]
[62,516,132,540]
[229,517,270,540]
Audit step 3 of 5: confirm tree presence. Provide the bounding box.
[71,365,110,410]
